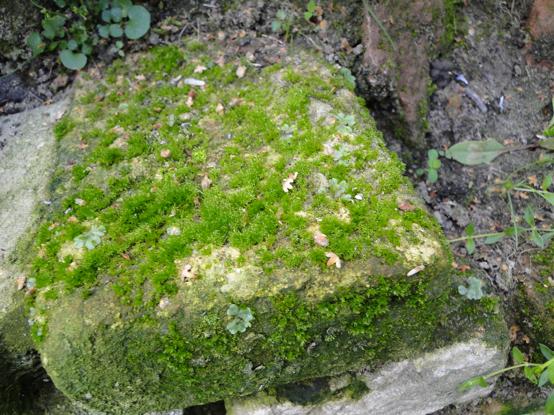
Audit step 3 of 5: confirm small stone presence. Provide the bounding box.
[236,65,247,78]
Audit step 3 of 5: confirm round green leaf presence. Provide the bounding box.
[27,32,44,57]
[97,24,110,38]
[125,5,151,40]
[110,7,122,22]
[115,40,124,49]
[109,24,123,38]
[101,9,112,23]
[67,39,78,51]
[59,49,87,70]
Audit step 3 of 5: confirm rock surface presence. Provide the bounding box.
[226,339,507,415]
[0,97,70,413]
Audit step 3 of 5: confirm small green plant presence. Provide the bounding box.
[336,113,356,135]
[339,67,356,89]
[304,0,317,21]
[74,225,106,250]
[27,0,151,70]
[461,345,554,414]
[425,149,442,183]
[457,276,484,300]
[329,178,353,202]
[449,177,554,255]
[226,304,254,335]
[271,9,294,41]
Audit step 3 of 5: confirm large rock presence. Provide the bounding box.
[226,339,506,415]
[25,43,507,414]
[0,98,70,413]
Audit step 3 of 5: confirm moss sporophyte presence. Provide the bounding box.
[26,43,504,413]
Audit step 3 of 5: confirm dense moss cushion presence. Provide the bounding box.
[29,42,500,413]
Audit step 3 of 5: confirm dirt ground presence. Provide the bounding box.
[1,1,552,414]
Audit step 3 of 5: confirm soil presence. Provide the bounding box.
[1,1,552,414]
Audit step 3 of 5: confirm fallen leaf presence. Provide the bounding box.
[16,276,26,290]
[407,264,425,277]
[527,175,538,187]
[121,253,131,260]
[398,201,416,211]
[319,19,328,30]
[509,324,520,342]
[159,297,170,309]
[282,172,298,193]
[135,74,146,81]
[217,31,226,41]
[160,149,171,158]
[325,252,342,268]
[180,264,195,281]
[236,65,247,78]
[194,65,207,73]
[78,141,89,150]
[201,175,212,190]
[216,103,225,114]
[67,216,79,223]
[75,198,86,206]
[313,230,329,247]
[215,55,225,67]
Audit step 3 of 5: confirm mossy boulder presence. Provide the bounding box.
[28,42,506,414]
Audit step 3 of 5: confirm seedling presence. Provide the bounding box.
[272,9,294,41]
[74,225,106,250]
[304,0,317,21]
[460,345,554,414]
[226,304,254,334]
[336,113,356,135]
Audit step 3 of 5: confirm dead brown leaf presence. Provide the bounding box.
[398,201,416,211]
[325,252,342,269]
[313,230,329,247]
[282,172,298,193]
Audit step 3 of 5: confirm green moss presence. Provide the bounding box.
[53,115,75,140]
[26,42,505,413]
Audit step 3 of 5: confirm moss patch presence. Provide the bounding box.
[27,42,504,413]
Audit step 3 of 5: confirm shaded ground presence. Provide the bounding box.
[0,1,552,414]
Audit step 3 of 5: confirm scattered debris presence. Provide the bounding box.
[201,175,212,190]
[325,251,342,268]
[464,87,488,113]
[313,230,329,247]
[407,264,425,277]
[184,78,206,87]
[180,263,194,282]
[282,172,298,193]
[236,65,247,78]
[455,73,469,86]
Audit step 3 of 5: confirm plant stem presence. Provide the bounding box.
[362,0,395,50]
[448,232,506,243]
[507,192,518,249]
[482,362,542,380]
